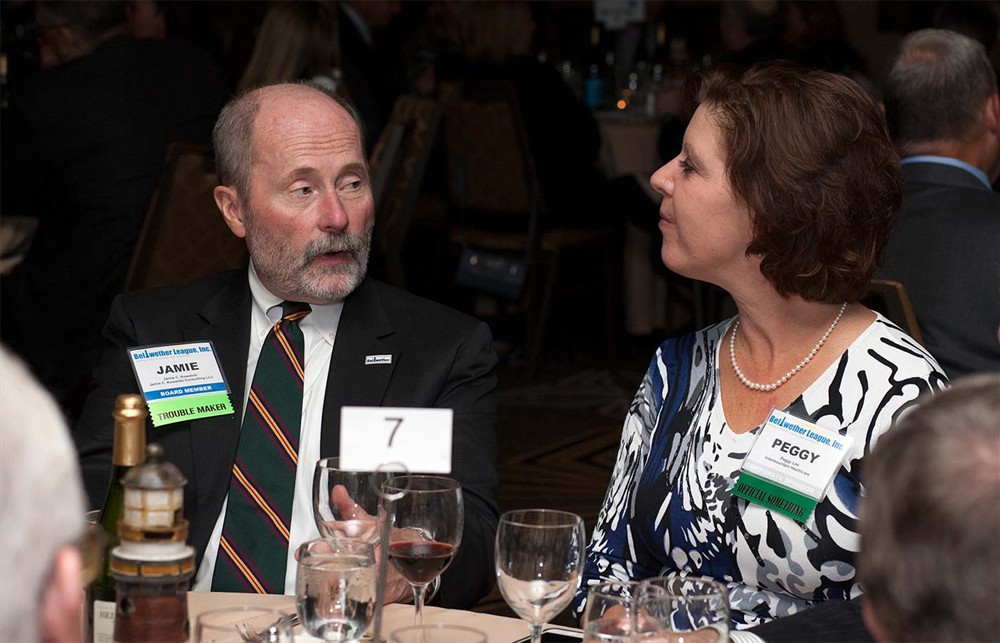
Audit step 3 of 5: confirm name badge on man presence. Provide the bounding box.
[128,341,234,427]
[339,407,453,474]
[733,409,853,522]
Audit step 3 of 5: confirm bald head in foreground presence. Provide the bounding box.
[859,374,1000,642]
[1,346,88,642]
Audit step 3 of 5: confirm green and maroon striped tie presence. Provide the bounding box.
[212,301,311,593]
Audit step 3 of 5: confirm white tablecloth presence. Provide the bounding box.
[187,591,573,642]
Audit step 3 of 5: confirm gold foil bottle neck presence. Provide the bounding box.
[112,394,148,467]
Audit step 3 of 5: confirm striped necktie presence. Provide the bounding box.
[212,301,311,593]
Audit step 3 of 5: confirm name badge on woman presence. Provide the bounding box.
[733,409,853,522]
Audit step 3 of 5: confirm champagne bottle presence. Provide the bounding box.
[86,394,147,643]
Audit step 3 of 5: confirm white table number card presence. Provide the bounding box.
[339,407,453,473]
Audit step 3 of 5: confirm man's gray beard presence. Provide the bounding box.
[246,220,373,303]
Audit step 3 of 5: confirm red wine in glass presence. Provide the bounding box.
[388,540,456,585]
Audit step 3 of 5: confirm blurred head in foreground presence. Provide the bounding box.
[0,346,88,642]
[859,373,1000,642]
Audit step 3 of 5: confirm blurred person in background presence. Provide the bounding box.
[859,374,1000,642]
[0,346,88,642]
[879,28,1000,378]
[574,62,947,630]
[237,0,345,95]
[0,0,224,421]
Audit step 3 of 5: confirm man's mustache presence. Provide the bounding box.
[304,232,370,262]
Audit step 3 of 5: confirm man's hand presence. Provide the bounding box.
[313,484,416,605]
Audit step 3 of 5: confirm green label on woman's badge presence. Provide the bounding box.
[733,409,853,522]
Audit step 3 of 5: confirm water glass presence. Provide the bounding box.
[296,538,376,642]
[388,624,487,643]
[637,576,729,643]
[194,606,294,642]
[581,581,643,642]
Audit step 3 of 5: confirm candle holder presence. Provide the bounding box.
[110,443,195,643]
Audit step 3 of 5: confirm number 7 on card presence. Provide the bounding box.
[339,407,453,474]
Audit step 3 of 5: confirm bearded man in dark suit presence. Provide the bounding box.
[75,83,500,607]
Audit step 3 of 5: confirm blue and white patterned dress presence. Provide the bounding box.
[573,314,948,628]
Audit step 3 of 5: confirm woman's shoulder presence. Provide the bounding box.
[802,312,949,447]
[846,312,947,380]
[641,319,733,393]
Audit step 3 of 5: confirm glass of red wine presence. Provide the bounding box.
[381,475,463,626]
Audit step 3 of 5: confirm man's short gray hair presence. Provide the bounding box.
[212,82,367,200]
[859,374,1000,642]
[0,347,87,642]
[885,28,998,147]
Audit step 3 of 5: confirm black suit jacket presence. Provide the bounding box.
[879,162,1000,378]
[75,271,500,607]
[748,597,873,643]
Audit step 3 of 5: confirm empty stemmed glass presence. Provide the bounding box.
[381,475,463,627]
[495,509,586,643]
[313,458,394,544]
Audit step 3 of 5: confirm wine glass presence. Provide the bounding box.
[382,475,463,627]
[296,538,377,642]
[637,576,729,643]
[313,457,394,545]
[495,509,586,643]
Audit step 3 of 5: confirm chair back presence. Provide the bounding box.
[124,143,247,291]
[439,80,540,235]
[864,278,924,344]
[368,96,442,287]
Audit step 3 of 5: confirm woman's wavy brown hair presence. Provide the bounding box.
[695,62,901,303]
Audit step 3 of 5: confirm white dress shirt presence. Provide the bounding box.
[193,265,343,594]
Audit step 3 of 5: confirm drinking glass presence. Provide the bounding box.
[581,580,643,643]
[495,509,586,643]
[296,538,377,642]
[388,624,487,643]
[637,576,729,643]
[194,606,294,642]
[313,458,393,545]
[382,475,463,627]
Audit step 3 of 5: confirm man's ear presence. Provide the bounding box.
[984,92,1000,134]
[214,185,248,239]
[861,593,889,643]
[39,545,83,643]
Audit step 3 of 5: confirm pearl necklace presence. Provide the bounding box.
[729,302,848,392]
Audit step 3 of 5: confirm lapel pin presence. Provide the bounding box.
[365,354,392,365]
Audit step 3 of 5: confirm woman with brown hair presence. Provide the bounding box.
[574,62,948,628]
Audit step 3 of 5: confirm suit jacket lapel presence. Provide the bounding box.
[320,279,401,456]
[184,273,252,505]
